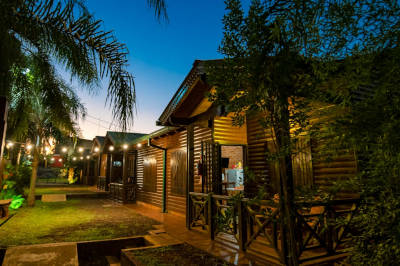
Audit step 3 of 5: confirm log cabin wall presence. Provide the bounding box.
[136,129,188,214]
[308,106,358,191]
[245,115,276,196]
[136,143,164,208]
[213,114,247,145]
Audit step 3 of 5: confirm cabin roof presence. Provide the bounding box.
[130,126,183,145]
[94,136,105,146]
[105,131,147,146]
[157,59,222,126]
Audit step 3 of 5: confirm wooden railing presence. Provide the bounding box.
[188,192,359,264]
[97,176,107,191]
[109,183,137,203]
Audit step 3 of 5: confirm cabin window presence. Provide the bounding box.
[170,150,187,196]
[143,156,157,192]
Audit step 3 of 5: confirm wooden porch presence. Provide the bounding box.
[125,201,252,265]
[188,192,358,265]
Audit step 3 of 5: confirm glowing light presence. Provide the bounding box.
[6,142,13,148]
[78,147,84,152]
[72,157,76,161]
[26,144,32,150]
[94,147,99,152]
[58,158,63,162]
[86,155,90,159]
[80,156,83,160]
[109,146,114,151]
[137,143,142,148]
[44,146,50,152]
[61,147,67,153]
[51,157,55,161]
[123,144,128,150]
[27,155,31,159]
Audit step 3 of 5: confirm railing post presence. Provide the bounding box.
[326,205,334,254]
[188,193,192,230]
[238,199,247,251]
[208,193,214,240]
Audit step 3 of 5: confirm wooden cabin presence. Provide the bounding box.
[134,60,359,264]
[154,60,358,197]
[84,136,105,186]
[95,131,146,201]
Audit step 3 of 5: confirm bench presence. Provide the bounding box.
[0,199,12,218]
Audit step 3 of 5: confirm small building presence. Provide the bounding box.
[94,131,146,202]
[130,60,359,264]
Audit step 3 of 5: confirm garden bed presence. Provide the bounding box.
[121,243,233,266]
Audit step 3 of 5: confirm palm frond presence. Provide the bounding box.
[147,0,168,22]
[8,0,135,129]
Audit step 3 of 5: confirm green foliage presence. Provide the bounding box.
[0,0,139,128]
[211,0,400,264]
[3,162,31,195]
[0,180,25,210]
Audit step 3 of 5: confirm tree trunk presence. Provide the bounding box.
[27,146,39,207]
[274,101,299,266]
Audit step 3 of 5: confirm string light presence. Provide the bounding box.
[51,158,55,161]
[109,146,114,151]
[27,155,31,159]
[94,147,99,152]
[6,142,13,148]
[44,146,50,152]
[137,143,142,148]
[72,157,76,161]
[26,144,32,150]
[78,147,84,153]
[86,155,90,159]
[61,147,67,153]
[58,158,63,162]
[80,156,83,160]
[123,144,128,150]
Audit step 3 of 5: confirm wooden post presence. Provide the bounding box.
[186,124,194,228]
[326,205,334,254]
[0,97,8,162]
[105,153,112,191]
[238,199,247,251]
[208,192,214,240]
[122,150,128,203]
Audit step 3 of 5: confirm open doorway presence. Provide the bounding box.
[220,145,246,195]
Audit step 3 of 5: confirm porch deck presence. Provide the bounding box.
[125,201,252,265]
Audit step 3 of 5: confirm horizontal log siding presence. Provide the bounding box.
[193,125,212,193]
[213,115,247,145]
[166,130,187,214]
[246,115,275,195]
[137,143,164,207]
[136,130,189,213]
[309,106,357,190]
[311,140,357,190]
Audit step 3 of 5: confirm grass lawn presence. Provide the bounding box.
[0,199,158,247]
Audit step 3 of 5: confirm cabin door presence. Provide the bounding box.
[126,151,137,184]
[201,141,221,194]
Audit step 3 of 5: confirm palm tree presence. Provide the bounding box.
[0,0,167,129]
[8,53,86,206]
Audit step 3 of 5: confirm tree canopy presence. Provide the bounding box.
[208,0,400,264]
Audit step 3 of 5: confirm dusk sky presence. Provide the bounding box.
[74,0,250,139]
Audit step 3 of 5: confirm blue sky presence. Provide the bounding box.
[75,0,246,139]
